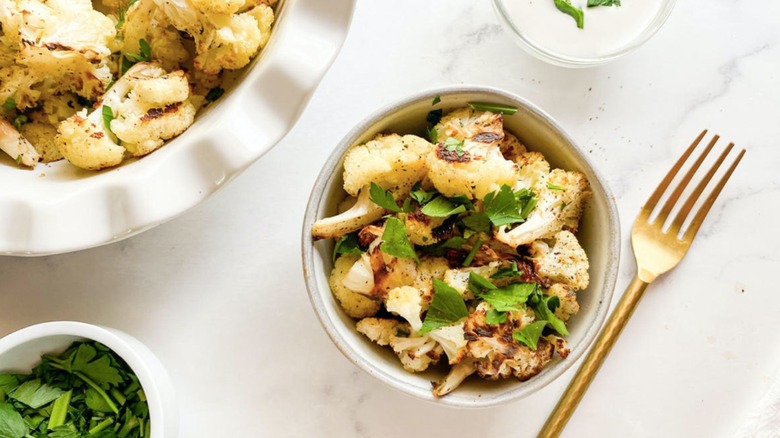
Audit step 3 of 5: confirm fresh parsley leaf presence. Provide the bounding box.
[462,238,483,267]
[0,402,28,438]
[116,0,139,29]
[449,195,474,210]
[139,38,152,60]
[513,321,549,350]
[431,95,441,105]
[553,0,584,29]
[102,105,116,139]
[426,109,443,126]
[467,271,496,294]
[2,98,15,110]
[426,126,438,143]
[420,196,467,218]
[333,232,361,262]
[483,185,524,226]
[401,198,413,213]
[461,212,491,233]
[547,182,565,191]
[419,279,469,333]
[368,182,401,212]
[48,390,72,430]
[205,87,225,103]
[441,236,468,249]
[477,282,537,312]
[410,183,437,205]
[380,217,419,262]
[443,137,465,156]
[587,0,620,6]
[14,154,21,165]
[85,388,114,413]
[12,115,27,130]
[533,295,569,336]
[491,261,521,279]
[0,376,18,396]
[485,309,507,325]
[561,202,567,211]
[467,102,519,115]
[10,379,65,409]
[49,425,81,438]
[519,195,538,220]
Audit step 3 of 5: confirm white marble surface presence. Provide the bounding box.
[2,1,779,436]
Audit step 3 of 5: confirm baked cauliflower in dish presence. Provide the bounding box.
[0,0,277,169]
[313,103,592,396]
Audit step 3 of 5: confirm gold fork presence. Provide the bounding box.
[539,130,746,437]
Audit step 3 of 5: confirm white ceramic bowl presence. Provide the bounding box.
[0,321,176,437]
[302,85,620,407]
[492,0,676,67]
[0,0,355,256]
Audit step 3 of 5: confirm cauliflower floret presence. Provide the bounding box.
[495,168,590,248]
[368,244,418,300]
[121,0,190,72]
[342,133,433,198]
[411,256,450,303]
[432,358,477,397]
[356,318,443,373]
[429,323,467,365]
[464,303,555,380]
[514,151,550,191]
[545,283,579,322]
[398,209,446,246]
[442,262,503,300]
[56,62,195,169]
[19,119,62,163]
[0,118,40,167]
[152,0,274,74]
[427,109,518,199]
[528,230,590,291]
[385,286,424,332]
[311,189,385,240]
[329,254,380,319]
[499,131,527,162]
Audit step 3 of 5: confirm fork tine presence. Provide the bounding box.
[638,130,707,222]
[668,142,734,234]
[680,148,745,241]
[655,134,718,222]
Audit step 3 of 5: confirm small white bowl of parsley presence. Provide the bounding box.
[0,321,176,437]
[303,85,620,407]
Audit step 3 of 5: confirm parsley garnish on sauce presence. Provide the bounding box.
[419,279,469,333]
[553,0,584,29]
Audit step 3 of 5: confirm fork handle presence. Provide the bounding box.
[539,275,650,437]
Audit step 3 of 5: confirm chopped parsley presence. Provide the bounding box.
[420,196,467,218]
[410,183,437,205]
[443,137,465,156]
[369,182,401,213]
[461,212,491,233]
[547,182,565,191]
[533,295,569,336]
[486,309,508,325]
[483,185,526,226]
[332,232,361,262]
[553,0,585,29]
[587,0,620,6]
[513,320,549,350]
[467,102,518,115]
[380,217,419,262]
[116,0,139,29]
[2,97,15,110]
[431,95,441,105]
[12,114,27,130]
[121,38,152,74]
[102,105,116,138]
[491,261,521,279]
[419,279,469,333]
[462,238,483,267]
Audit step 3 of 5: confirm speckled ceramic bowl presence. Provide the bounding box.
[0,321,177,436]
[302,85,620,408]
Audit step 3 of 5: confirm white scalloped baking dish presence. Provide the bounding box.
[0,0,355,256]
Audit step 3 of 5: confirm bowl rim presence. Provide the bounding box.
[0,321,176,437]
[302,84,621,408]
[491,0,678,67]
[0,0,357,256]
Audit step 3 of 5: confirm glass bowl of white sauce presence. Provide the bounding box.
[492,0,677,67]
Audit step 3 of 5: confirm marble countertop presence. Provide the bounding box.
[2,1,778,436]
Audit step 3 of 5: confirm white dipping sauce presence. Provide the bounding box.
[497,0,664,59]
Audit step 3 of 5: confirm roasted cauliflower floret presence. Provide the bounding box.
[19,119,61,163]
[495,168,590,248]
[411,256,450,302]
[385,286,424,332]
[342,134,433,197]
[528,230,590,291]
[356,318,443,373]
[121,0,190,72]
[498,131,527,162]
[56,62,195,169]
[427,110,518,199]
[429,323,467,365]
[329,254,381,319]
[311,190,385,240]
[152,0,274,74]
[398,210,446,246]
[514,151,551,190]
[0,118,40,167]
[545,283,579,322]
[442,262,503,300]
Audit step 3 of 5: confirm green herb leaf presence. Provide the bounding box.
[461,212,491,233]
[0,376,18,396]
[14,155,21,165]
[419,279,469,333]
[71,344,123,389]
[333,232,361,262]
[443,137,466,156]
[426,109,443,126]
[116,0,139,29]
[49,425,80,438]
[462,238,483,267]
[12,115,27,130]
[467,271,496,294]
[547,182,565,191]
[48,390,72,430]
[380,217,419,262]
[484,185,524,226]
[2,98,15,110]
[431,95,441,105]
[420,196,467,218]
[587,0,620,6]
[533,295,569,336]
[441,236,468,249]
[467,102,518,115]
[410,183,437,205]
[369,182,401,212]
[102,105,116,138]
[491,261,521,279]
[139,38,152,60]
[485,309,508,325]
[478,282,538,312]
[84,388,114,413]
[205,87,225,103]
[513,321,549,350]
[553,0,584,29]
[426,126,438,143]
[10,379,65,409]
[0,402,28,438]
